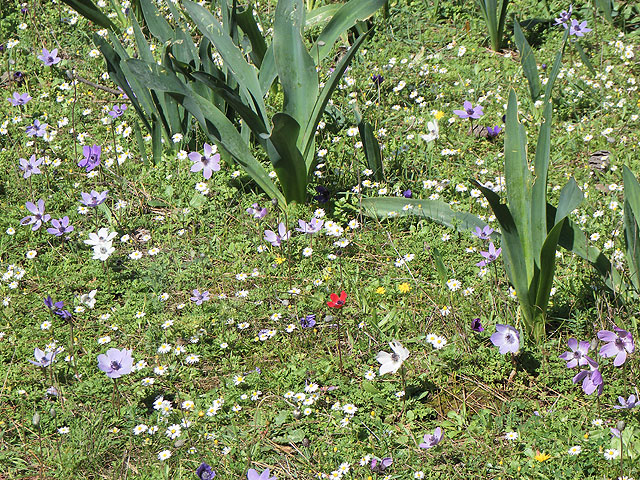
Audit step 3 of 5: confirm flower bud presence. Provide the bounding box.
[49,407,56,418]
[616,420,626,432]
[32,412,41,427]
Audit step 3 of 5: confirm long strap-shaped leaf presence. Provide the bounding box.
[60,0,120,32]
[530,101,552,263]
[138,0,173,43]
[514,18,541,102]
[623,166,640,290]
[269,113,308,204]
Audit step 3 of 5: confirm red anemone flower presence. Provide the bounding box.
[327,290,347,308]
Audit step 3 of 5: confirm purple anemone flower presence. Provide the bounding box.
[598,326,634,367]
[569,19,592,37]
[47,216,74,237]
[97,348,133,379]
[44,296,64,312]
[472,225,494,240]
[572,363,603,395]
[264,222,291,247]
[371,457,392,473]
[490,324,520,354]
[453,101,484,120]
[613,394,637,410]
[246,203,268,219]
[419,427,443,449]
[295,218,324,234]
[314,185,330,203]
[79,145,101,172]
[188,143,220,180]
[476,242,501,267]
[471,318,484,332]
[108,104,127,118]
[20,199,51,231]
[26,119,47,137]
[559,338,593,368]
[371,74,384,85]
[554,5,572,28]
[8,92,31,106]
[487,126,502,138]
[300,314,316,329]
[196,462,216,480]
[190,289,210,305]
[38,47,61,66]
[29,347,57,367]
[80,190,108,207]
[247,468,276,480]
[19,154,43,179]
[403,189,413,198]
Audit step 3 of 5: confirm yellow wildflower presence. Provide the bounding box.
[534,451,550,462]
[398,282,411,293]
[375,287,386,294]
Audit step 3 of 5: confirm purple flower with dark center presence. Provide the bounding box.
[19,155,43,178]
[314,185,330,203]
[569,19,592,37]
[598,326,634,366]
[370,457,392,473]
[572,363,603,395]
[246,203,268,219]
[188,143,220,180]
[554,5,572,28]
[190,289,210,305]
[47,216,74,237]
[403,189,412,198]
[300,314,316,329]
[487,126,502,138]
[371,74,384,85]
[559,338,593,368]
[296,218,324,234]
[55,308,72,320]
[613,394,637,409]
[247,468,276,480]
[453,101,484,120]
[97,348,133,379]
[8,92,31,106]
[419,427,443,449]
[37,47,61,66]
[108,104,127,118]
[196,462,216,480]
[471,318,484,332]
[29,347,56,367]
[476,242,501,267]
[20,199,51,230]
[264,222,291,247]
[490,324,520,354]
[472,225,494,240]
[44,296,64,312]
[80,190,108,207]
[79,144,101,172]
[26,119,47,137]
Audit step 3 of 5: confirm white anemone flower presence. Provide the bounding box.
[376,340,409,375]
[84,228,117,247]
[79,289,97,308]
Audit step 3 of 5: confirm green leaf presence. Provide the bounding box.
[356,116,383,182]
[152,117,162,165]
[258,44,277,95]
[544,30,568,101]
[139,0,174,43]
[554,178,583,224]
[305,3,342,28]
[513,18,541,101]
[312,0,384,62]
[530,101,552,260]
[274,0,318,142]
[623,166,640,289]
[574,41,596,76]
[269,113,308,204]
[236,6,267,67]
[60,0,120,32]
[431,246,448,287]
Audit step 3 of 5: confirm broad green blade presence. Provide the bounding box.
[544,30,568,101]
[139,0,174,43]
[60,0,120,32]
[514,18,541,101]
[152,117,162,165]
[554,178,583,224]
[236,6,267,68]
[130,12,154,64]
[274,0,318,144]
[258,44,277,95]
[623,166,640,289]
[312,0,385,62]
[357,118,384,182]
[530,101,552,261]
[305,4,342,28]
[504,89,534,281]
[623,166,640,230]
[269,113,308,204]
[432,246,449,288]
[574,41,596,76]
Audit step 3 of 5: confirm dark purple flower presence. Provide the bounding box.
[554,5,572,28]
[8,92,31,106]
[190,289,210,305]
[419,427,443,449]
[108,104,127,118]
[47,216,74,237]
[188,143,220,180]
[300,314,316,329]
[471,318,484,332]
[490,324,520,354]
[472,225,494,240]
[55,309,72,320]
[97,348,133,379]
[613,394,637,410]
[572,364,603,395]
[29,347,56,367]
[453,101,484,120]
[371,457,392,473]
[476,242,501,267]
[264,223,290,247]
[541,63,547,70]
[79,145,101,172]
[246,203,268,219]
[20,199,51,230]
[486,126,502,138]
[314,185,330,203]
[80,190,108,207]
[598,326,634,366]
[19,155,43,178]
[247,468,276,480]
[196,462,216,480]
[21,6,28,13]
[559,338,593,368]
[371,74,384,85]
[295,218,323,234]
[26,119,47,137]
[37,47,61,66]
[569,19,592,37]
[403,189,412,198]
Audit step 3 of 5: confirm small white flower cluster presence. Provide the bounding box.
[426,333,447,349]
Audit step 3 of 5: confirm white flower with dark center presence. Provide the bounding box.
[376,340,409,375]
